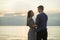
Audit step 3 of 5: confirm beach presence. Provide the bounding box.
[0,26,60,40]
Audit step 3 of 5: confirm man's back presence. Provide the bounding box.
[36,12,48,32]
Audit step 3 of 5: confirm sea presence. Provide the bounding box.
[0,26,60,40]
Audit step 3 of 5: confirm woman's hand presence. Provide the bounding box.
[32,24,37,28]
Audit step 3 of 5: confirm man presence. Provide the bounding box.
[36,5,48,40]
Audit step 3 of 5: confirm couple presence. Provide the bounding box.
[27,5,48,40]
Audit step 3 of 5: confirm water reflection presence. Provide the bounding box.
[0,26,60,40]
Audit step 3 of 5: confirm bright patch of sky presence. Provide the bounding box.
[0,0,60,14]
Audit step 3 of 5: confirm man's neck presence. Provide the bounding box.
[39,11,44,14]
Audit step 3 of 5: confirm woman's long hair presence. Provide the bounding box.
[27,10,33,26]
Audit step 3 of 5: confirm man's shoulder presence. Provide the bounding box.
[37,13,41,17]
[42,12,48,16]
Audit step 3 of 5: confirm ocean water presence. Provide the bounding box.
[0,13,60,26]
[0,26,60,40]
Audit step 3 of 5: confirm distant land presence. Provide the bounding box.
[0,13,60,26]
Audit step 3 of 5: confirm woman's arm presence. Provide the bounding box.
[27,18,37,28]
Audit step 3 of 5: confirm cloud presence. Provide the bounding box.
[1,0,34,10]
[0,0,60,13]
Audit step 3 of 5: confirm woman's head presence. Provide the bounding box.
[27,10,34,26]
[27,10,34,18]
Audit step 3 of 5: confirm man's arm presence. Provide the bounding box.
[36,15,40,25]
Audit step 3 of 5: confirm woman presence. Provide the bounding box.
[27,10,36,40]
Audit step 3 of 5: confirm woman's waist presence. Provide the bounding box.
[30,28,36,30]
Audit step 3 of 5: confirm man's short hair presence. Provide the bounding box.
[38,5,44,10]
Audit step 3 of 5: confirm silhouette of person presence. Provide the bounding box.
[36,5,48,40]
[27,10,36,40]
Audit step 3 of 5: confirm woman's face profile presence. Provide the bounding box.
[31,11,34,17]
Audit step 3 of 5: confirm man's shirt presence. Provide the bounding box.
[36,12,48,32]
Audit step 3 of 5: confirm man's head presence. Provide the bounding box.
[37,5,44,13]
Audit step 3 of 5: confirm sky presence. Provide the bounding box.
[0,0,60,14]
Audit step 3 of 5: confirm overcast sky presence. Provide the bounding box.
[0,0,60,13]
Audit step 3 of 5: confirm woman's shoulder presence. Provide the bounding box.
[27,18,34,22]
[27,18,31,22]
[28,17,33,20]
[27,18,31,21]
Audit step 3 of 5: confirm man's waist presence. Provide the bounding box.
[37,26,47,28]
[37,27,47,30]
[36,27,47,32]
